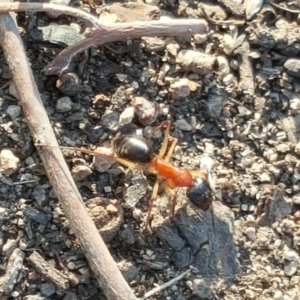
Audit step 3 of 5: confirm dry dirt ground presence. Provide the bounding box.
[0,0,300,299]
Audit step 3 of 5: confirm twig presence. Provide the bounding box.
[27,251,70,290]
[13,180,37,185]
[0,13,137,300]
[0,2,102,26]
[139,270,190,300]
[45,19,208,75]
[0,3,208,75]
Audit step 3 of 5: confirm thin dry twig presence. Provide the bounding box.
[0,3,208,75]
[0,13,137,300]
[27,251,70,290]
[0,2,102,26]
[45,19,208,75]
[139,270,190,300]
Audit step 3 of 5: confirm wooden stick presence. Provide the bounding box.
[0,2,208,75]
[46,19,208,75]
[27,252,70,290]
[0,13,137,300]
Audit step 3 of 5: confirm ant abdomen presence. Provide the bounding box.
[113,136,153,164]
[186,177,212,211]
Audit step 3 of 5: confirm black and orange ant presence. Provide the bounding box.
[40,121,216,224]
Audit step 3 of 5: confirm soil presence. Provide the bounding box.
[0,1,300,300]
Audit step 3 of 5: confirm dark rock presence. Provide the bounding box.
[152,215,185,251]
[173,247,191,269]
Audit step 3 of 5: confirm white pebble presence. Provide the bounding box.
[241,204,248,212]
[6,105,21,120]
[284,261,298,276]
[244,227,256,241]
[56,96,72,112]
[227,131,234,138]
[0,149,20,176]
[273,290,283,300]
[104,186,112,193]
[131,81,139,89]
[283,250,299,261]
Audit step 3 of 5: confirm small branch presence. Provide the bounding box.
[45,19,208,75]
[0,13,137,300]
[0,2,102,26]
[27,252,70,290]
[139,270,190,300]
[0,3,208,76]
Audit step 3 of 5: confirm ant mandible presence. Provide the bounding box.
[70,120,215,224]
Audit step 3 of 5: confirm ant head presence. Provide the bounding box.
[186,177,212,211]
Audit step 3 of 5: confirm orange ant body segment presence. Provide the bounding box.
[108,120,214,222]
[151,157,194,187]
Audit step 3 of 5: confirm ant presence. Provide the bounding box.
[42,121,216,224]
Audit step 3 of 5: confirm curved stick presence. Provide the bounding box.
[46,19,208,75]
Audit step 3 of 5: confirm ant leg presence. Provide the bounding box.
[146,176,161,226]
[164,137,178,163]
[114,157,149,172]
[189,170,208,178]
[156,120,172,158]
[165,182,177,221]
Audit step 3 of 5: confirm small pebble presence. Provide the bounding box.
[251,163,264,173]
[8,81,20,100]
[119,107,134,126]
[222,73,235,86]
[175,119,192,131]
[104,186,112,193]
[274,291,283,300]
[244,289,256,299]
[92,147,115,172]
[283,250,299,261]
[276,143,290,153]
[227,130,234,138]
[6,105,21,119]
[145,0,160,5]
[169,78,191,99]
[244,227,256,241]
[260,172,271,183]
[146,249,154,257]
[132,97,159,126]
[241,204,248,212]
[40,282,56,297]
[106,204,118,215]
[56,96,73,112]
[102,112,120,132]
[0,149,20,176]
[284,58,300,79]
[238,106,252,116]
[284,261,298,276]
[56,72,81,96]
[71,165,92,181]
[193,33,207,44]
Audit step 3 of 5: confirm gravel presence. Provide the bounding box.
[1,1,300,300]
